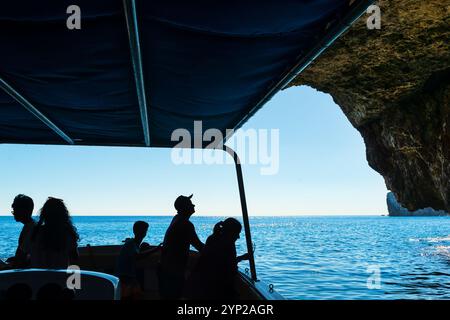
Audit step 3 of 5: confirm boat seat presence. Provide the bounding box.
[0,269,120,300]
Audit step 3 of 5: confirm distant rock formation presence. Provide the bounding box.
[387,192,448,216]
[292,0,450,212]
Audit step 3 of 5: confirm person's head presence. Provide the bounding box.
[36,283,62,300]
[34,197,79,250]
[39,197,70,227]
[35,283,75,300]
[213,218,242,242]
[11,194,34,223]
[174,194,195,216]
[5,283,32,300]
[133,221,149,243]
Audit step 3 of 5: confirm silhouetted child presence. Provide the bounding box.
[185,218,249,300]
[158,195,204,299]
[116,221,160,299]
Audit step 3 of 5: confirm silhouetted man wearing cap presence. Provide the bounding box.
[158,194,204,299]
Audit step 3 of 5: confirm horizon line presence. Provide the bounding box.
[0,213,385,217]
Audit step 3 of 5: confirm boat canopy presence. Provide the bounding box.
[1,0,373,283]
[0,0,372,148]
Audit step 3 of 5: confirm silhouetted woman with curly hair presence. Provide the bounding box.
[31,197,79,269]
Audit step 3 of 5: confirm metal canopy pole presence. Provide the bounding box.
[0,76,74,145]
[224,0,375,142]
[123,0,151,147]
[224,146,257,281]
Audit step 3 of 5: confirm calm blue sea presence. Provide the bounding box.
[1,215,450,300]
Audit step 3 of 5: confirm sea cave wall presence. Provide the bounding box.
[292,0,450,211]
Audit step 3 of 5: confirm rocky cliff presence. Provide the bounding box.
[387,192,448,216]
[292,0,450,211]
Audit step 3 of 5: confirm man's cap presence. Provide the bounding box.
[174,194,193,212]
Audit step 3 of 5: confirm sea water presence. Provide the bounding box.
[1,215,449,300]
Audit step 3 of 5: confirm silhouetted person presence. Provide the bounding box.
[185,218,249,300]
[115,221,160,300]
[30,197,79,269]
[36,283,75,300]
[5,283,32,300]
[5,194,36,268]
[158,194,204,299]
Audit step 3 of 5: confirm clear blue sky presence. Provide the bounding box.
[0,86,388,216]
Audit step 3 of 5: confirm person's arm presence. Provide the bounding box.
[185,221,204,252]
[7,251,28,268]
[7,227,29,267]
[237,253,249,263]
[7,237,31,268]
[191,229,204,252]
[0,259,11,271]
[136,244,162,260]
[5,255,21,270]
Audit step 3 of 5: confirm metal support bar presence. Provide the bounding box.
[224,0,375,142]
[0,76,74,145]
[123,0,151,147]
[224,146,257,281]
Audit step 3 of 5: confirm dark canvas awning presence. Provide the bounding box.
[0,0,373,148]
